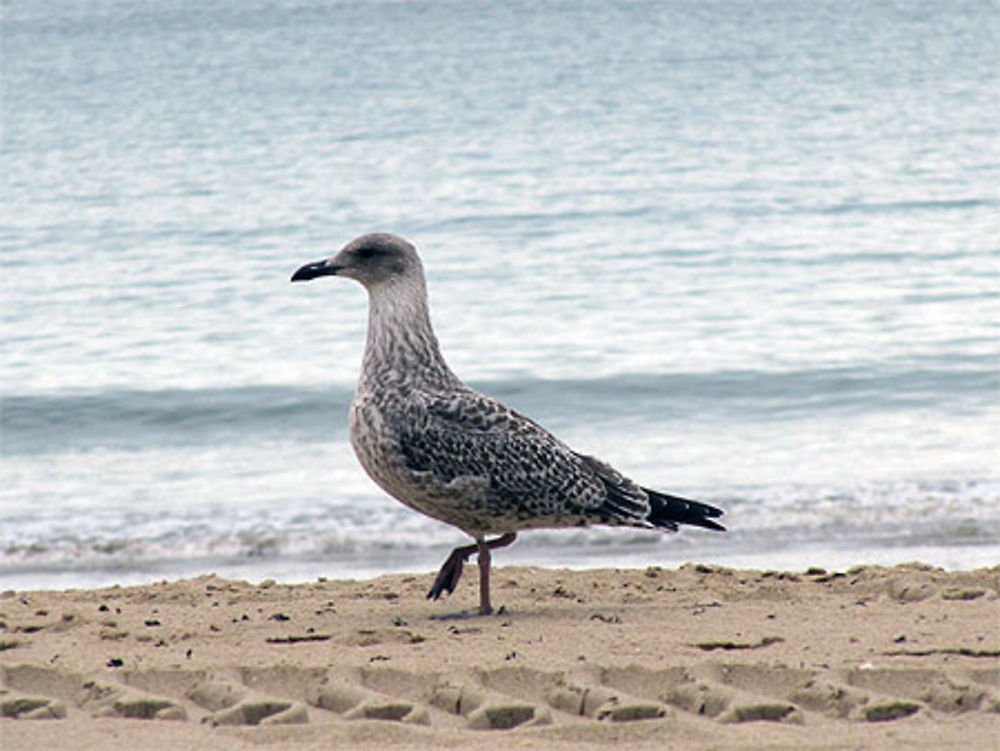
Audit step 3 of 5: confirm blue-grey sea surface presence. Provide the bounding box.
[3,0,998,589]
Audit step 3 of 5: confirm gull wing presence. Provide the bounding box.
[396,388,653,525]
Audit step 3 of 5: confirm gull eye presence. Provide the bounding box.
[355,245,378,260]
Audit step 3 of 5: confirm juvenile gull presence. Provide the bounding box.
[292,233,725,615]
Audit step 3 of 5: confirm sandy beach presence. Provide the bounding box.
[1,562,997,750]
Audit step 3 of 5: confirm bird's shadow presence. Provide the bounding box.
[428,604,508,621]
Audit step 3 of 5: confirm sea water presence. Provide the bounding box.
[3,0,998,589]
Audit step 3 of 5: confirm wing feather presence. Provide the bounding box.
[396,388,653,525]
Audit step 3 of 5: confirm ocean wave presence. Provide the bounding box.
[0,385,350,455]
[2,365,996,455]
[811,197,995,216]
[2,477,996,589]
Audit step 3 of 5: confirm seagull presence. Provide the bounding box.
[292,233,725,615]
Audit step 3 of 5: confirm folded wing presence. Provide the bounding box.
[396,388,722,531]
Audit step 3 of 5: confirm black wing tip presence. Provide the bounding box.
[694,518,727,532]
[644,488,727,533]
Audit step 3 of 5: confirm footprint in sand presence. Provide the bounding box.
[431,677,552,730]
[1,692,68,720]
[187,677,308,726]
[548,680,669,722]
[80,679,188,721]
[309,679,430,724]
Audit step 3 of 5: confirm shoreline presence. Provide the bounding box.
[6,535,998,594]
[2,562,998,750]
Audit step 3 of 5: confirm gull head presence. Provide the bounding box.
[290,233,423,289]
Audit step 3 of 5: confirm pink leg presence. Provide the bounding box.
[428,533,517,615]
[478,540,493,615]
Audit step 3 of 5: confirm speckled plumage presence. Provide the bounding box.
[292,233,724,614]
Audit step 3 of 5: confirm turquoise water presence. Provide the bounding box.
[3,0,998,589]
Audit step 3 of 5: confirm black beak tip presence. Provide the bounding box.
[290,261,338,283]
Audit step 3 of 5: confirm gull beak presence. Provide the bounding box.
[290,260,341,282]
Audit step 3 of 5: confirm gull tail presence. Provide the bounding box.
[645,488,726,532]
